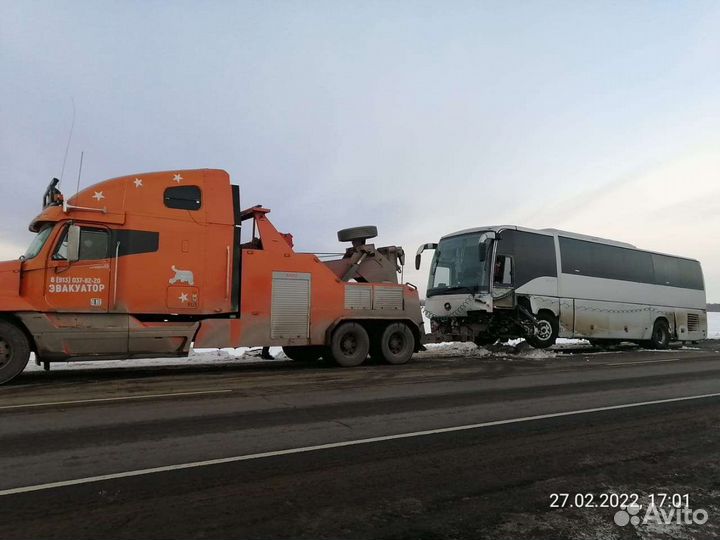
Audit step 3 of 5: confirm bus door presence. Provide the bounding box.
[492,255,515,309]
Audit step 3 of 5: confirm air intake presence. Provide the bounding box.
[687,313,700,332]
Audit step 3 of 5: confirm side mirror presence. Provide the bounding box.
[415,243,438,270]
[478,231,496,262]
[67,225,81,263]
[478,231,496,243]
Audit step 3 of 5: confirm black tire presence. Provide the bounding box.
[0,321,31,385]
[282,346,325,362]
[337,226,378,243]
[378,323,415,365]
[329,322,370,367]
[526,312,558,349]
[648,319,670,350]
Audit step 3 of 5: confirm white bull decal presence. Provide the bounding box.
[169,265,195,286]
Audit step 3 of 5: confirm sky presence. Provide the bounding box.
[1,1,719,300]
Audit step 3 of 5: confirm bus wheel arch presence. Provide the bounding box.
[648,318,671,350]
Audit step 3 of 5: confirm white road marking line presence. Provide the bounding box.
[2,391,720,497]
[0,389,233,411]
[606,358,681,366]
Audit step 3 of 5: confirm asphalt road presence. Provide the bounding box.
[1,341,719,540]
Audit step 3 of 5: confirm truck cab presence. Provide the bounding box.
[0,170,424,384]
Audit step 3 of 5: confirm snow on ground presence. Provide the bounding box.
[21,312,720,373]
[709,312,720,339]
[23,346,288,373]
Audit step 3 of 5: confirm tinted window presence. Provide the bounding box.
[112,230,160,257]
[495,230,557,288]
[164,186,202,210]
[560,237,704,290]
[652,254,704,290]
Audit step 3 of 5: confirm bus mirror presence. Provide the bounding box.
[67,225,81,263]
[478,232,495,262]
[415,243,438,270]
[478,231,496,243]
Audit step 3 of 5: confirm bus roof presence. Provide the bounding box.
[440,225,634,248]
[439,225,701,263]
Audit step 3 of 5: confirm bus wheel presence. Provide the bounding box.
[282,346,325,362]
[648,320,670,350]
[0,321,31,385]
[526,313,558,349]
[329,322,370,367]
[379,323,415,365]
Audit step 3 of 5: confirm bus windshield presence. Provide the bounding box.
[23,224,54,260]
[427,232,493,297]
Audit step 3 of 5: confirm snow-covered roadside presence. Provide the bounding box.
[21,312,720,373]
[708,312,720,339]
[23,346,288,373]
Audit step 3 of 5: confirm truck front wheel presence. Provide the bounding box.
[0,321,31,385]
[329,322,370,367]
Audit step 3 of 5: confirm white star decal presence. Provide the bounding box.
[134,178,143,188]
[178,292,189,303]
[173,174,183,183]
[92,191,105,201]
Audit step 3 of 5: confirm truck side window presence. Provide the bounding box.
[164,186,202,210]
[80,229,110,260]
[54,227,110,261]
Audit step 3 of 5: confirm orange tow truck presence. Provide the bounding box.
[0,169,424,383]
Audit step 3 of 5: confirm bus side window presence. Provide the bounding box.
[494,256,513,286]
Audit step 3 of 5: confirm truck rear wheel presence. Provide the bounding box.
[329,322,370,367]
[378,323,414,365]
[0,321,31,385]
[282,346,325,362]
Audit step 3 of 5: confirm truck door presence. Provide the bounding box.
[45,225,112,312]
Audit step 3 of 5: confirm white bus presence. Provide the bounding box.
[415,226,707,349]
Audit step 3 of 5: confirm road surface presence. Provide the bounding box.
[1,341,719,539]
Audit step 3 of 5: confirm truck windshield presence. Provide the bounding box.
[427,232,492,297]
[23,225,53,260]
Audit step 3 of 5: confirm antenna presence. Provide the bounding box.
[75,151,84,195]
[59,98,76,185]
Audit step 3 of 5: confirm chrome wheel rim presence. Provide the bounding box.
[536,321,552,341]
